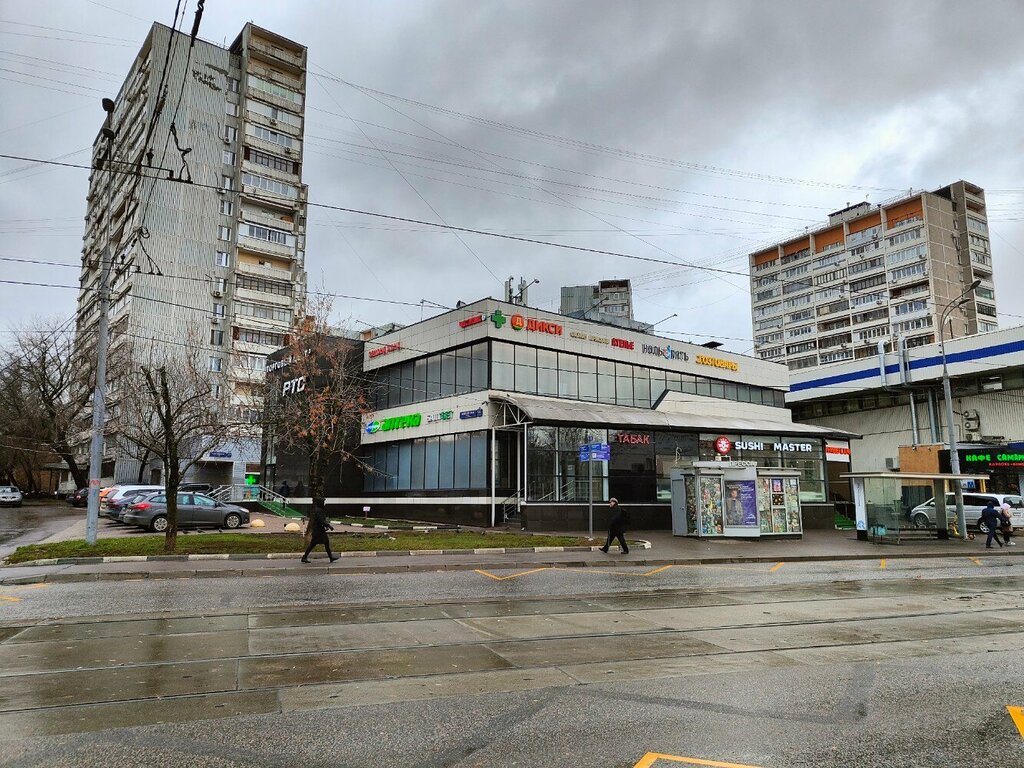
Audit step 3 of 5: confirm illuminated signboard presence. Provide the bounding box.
[458,314,483,329]
[714,436,732,455]
[825,440,851,463]
[490,310,562,336]
[366,413,421,434]
[962,449,1024,470]
[368,342,401,359]
[734,440,814,453]
[426,410,454,424]
[615,433,651,444]
[696,354,739,372]
[611,338,634,350]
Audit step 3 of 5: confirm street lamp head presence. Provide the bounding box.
[101,98,115,113]
[967,279,982,292]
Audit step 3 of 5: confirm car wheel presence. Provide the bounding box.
[224,512,242,529]
[150,515,168,533]
[912,513,931,529]
[977,519,990,534]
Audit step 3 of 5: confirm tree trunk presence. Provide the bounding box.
[135,447,151,483]
[62,451,88,490]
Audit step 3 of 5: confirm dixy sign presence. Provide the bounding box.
[490,309,562,336]
[714,435,732,455]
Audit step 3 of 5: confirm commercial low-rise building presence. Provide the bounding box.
[788,325,1024,500]
[349,298,854,532]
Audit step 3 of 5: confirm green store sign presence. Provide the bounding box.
[366,413,422,434]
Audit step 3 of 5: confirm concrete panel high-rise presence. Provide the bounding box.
[748,181,996,371]
[74,22,309,486]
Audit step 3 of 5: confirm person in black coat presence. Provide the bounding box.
[302,497,339,563]
[981,500,1003,549]
[600,497,629,554]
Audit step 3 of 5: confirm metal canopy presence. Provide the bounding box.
[490,393,858,439]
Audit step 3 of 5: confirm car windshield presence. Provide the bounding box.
[1005,496,1023,508]
[0,487,15,492]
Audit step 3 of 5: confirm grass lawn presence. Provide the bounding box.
[7,531,594,563]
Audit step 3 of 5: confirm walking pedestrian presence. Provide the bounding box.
[981,499,1003,549]
[301,497,339,563]
[294,479,305,498]
[599,497,629,554]
[279,480,290,500]
[1000,503,1016,546]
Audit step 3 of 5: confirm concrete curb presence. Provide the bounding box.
[4,539,654,569]
[0,546,1018,586]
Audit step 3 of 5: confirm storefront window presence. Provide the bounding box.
[410,440,425,489]
[536,348,558,396]
[455,347,473,394]
[363,433,490,492]
[597,360,615,404]
[634,368,651,408]
[515,346,537,394]
[423,437,439,489]
[578,356,597,401]
[615,362,634,407]
[440,352,456,397]
[413,358,427,401]
[453,433,471,488]
[400,362,414,405]
[655,432,698,501]
[609,429,656,502]
[557,352,578,398]
[437,434,455,489]
[397,443,411,490]
[471,343,488,389]
[426,356,441,399]
[386,444,399,491]
[470,433,487,488]
[649,369,666,404]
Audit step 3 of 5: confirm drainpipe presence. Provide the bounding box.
[926,389,941,443]
[896,336,919,446]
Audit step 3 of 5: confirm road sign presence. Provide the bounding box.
[579,446,591,462]
[579,443,610,462]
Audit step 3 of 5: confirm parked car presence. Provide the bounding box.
[122,492,249,532]
[102,485,164,521]
[67,488,88,507]
[179,483,215,495]
[106,488,164,521]
[0,486,23,507]
[909,493,1024,532]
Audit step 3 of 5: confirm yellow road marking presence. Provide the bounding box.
[768,562,784,573]
[1008,706,1024,738]
[634,752,764,768]
[970,558,983,566]
[880,559,886,569]
[6,583,49,591]
[0,595,21,604]
[474,568,550,581]
[561,565,675,577]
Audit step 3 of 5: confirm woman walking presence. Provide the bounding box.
[302,497,339,563]
[600,498,629,554]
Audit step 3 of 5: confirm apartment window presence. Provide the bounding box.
[218,225,232,241]
[814,287,842,302]
[236,274,293,297]
[242,222,294,246]
[246,147,295,174]
[788,309,814,323]
[783,294,812,309]
[890,262,927,281]
[847,225,882,247]
[782,263,809,279]
[977,303,997,318]
[238,328,285,346]
[787,356,818,371]
[248,75,303,105]
[249,124,294,148]
[247,99,302,128]
[215,251,230,267]
[241,171,298,199]
[888,227,922,247]
[849,256,885,276]
[893,316,933,334]
[220,199,234,216]
[236,354,267,371]
[979,321,998,332]
[755,288,780,301]
[223,125,237,142]
[851,291,886,309]
[887,243,927,266]
[211,383,221,399]
[213,277,227,293]
[236,301,291,323]
[753,302,781,319]
[210,329,224,346]
[785,325,814,340]
[222,175,234,190]
[894,299,928,316]
[966,217,988,235]
[225,102,239,117]
[849,274,887,293]
[208,356,222,372]
[222,150,236,165]
[227,77,240,93]
[975,286,994,300]
[213,302,226,318]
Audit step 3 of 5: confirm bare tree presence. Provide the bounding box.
[111,339,254,552]
[267,294,369,500]
[0,318,95,490]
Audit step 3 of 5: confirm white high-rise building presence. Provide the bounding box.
[749,181,996,371]
[75,22,308,485]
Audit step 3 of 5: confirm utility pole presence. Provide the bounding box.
[85,98,117,545]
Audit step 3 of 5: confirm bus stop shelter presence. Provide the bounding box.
[842,472,989,544]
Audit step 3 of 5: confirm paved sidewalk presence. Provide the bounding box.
[2,528,1018,585]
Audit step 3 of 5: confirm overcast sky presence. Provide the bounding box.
[2,0,1023,354]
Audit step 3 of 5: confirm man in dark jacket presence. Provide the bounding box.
[302,497,339,563]
[981,500,1004,549]
[600,497,629,554]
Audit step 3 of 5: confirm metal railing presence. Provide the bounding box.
[211,484,286,504]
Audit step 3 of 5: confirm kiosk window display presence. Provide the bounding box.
[670,461,802,538]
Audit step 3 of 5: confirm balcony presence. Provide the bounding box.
[234,285,293,308]
[237,233,295,261]
[236,259,293,281]
[886,215,923,232]
[248,37,305,71]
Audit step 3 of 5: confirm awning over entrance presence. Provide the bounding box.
[491,393,858,439]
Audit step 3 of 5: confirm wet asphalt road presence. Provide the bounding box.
[0,503,80,560]
[1,557,1023,767]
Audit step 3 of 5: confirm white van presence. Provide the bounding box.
[909,493,1024,532]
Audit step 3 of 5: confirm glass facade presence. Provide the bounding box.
[371,340,786,411]
[363,431,489,492]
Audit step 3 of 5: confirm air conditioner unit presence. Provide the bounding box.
[212,290,224,298]
[964,431,982,443]
[217,189,226,195]
[284,148,293,155]
[875,300,885,305]
[211,317,222,324]
[223,137,231,145]
[885,457,899,471]
[269,119,277,126]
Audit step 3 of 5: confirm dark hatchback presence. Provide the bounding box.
[67,488,88,507]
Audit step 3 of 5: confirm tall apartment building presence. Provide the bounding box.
[749,181,996,371]
[75,22,308,485]
[561,279,635,320]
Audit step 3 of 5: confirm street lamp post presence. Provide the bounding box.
[939,279,981,541]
